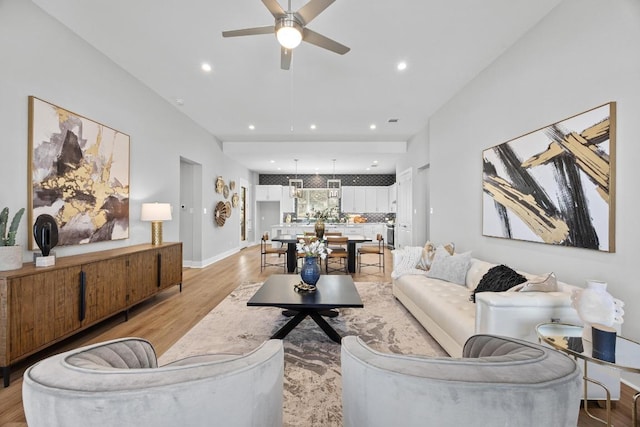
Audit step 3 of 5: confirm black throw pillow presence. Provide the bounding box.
[470,264,527,303]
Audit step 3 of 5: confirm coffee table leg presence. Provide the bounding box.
[309,312,342,343]
[271,311,308,340]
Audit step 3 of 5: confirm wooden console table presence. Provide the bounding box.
[0,242,182,387]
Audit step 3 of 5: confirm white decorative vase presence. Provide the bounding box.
[0,245,23,271]
[571,280,624,341]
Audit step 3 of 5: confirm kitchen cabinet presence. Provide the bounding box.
[341,186,355,212]
[255,185,281,201]
[0,243,182,387]
[354,188,366,212]
[388,183,397,212]
[281,186,295,212]
[364,187,377,212]
[376,187,389,213]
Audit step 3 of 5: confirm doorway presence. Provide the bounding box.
[179,157,202,267]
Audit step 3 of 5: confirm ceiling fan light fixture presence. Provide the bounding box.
[276,18,303,49]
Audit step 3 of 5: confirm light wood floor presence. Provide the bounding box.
[0,244,635,426]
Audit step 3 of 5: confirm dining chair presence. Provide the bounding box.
[325,236,348,274]
[357,233,385,273]
[260,233,287,272]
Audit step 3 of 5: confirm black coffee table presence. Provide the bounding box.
[247,274,364,343]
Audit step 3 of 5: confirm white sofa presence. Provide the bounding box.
[392,249,620,400]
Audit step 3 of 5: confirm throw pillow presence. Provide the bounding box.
[417,241,455,271]
[508,272,558,293]
[426,246,471,285]
[471,264,527,302]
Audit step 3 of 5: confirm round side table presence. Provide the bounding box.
[536,322,640,426]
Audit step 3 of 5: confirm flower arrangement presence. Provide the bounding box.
[296,238,331,259]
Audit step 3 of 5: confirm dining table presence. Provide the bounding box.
[271,234,372,274]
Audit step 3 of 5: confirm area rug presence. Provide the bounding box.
[159,281,447,427]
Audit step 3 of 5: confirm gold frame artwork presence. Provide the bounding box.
[28,96,131,249]
[482,102,616,252]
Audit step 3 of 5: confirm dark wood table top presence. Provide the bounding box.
[271,234,371,243]
[247,274,364,310]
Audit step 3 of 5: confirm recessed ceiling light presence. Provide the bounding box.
[277,167,281,170]
[270,160,275,163]
[248,124,255,130]
[370,124,377,130]
[201,63,212,72]
[366,167,370,171]
[310,124,316,130]
[397,61,407,71]
[373,160,378,164]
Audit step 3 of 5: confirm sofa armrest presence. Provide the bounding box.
[475,291,581,343]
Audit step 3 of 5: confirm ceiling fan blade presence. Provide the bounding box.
[296,0,335,25]
[262,0,286,17]
[302,28,350,55]
[281,47,292,70]
[222,26,275,38]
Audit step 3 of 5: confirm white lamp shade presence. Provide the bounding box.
[141,203,172,221]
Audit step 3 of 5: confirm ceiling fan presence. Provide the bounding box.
[222,0,350,70]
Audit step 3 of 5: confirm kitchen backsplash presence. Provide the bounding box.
[282,212,394,223]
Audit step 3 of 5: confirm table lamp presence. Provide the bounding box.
[141,203,172,245]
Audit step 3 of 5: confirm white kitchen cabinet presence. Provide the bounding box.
[354,187,366,212]
[376,187,389,213]
[255,185,281,201]
[281,186,295,212]
[388,183,397,212]
[341,186,355,212]
[364,187,377,212]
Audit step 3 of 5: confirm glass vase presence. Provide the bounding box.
[300,256,321,286]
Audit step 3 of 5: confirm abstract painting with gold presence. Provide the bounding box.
[482,102,615,252]
[28,96,130,248]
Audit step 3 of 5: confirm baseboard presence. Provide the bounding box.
[186,248,240,268]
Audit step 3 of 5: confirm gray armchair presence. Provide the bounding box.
[23,337,284,427]
[341,334,581,427]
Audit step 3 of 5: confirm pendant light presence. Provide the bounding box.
[327,159,341,199]
[289,159,303,198]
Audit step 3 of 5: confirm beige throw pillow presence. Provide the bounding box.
[417,241,454,271]
[508,272,558,292]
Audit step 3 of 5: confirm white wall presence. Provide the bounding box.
[0,0,254,265]
[429,0,640,355]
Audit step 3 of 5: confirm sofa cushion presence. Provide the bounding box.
[394,275,476,347]
[426,247,471,285]
[471,265,526,302]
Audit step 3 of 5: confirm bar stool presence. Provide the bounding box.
[357,233,385,273]
[325,236,348,274]
[260,233,287,272]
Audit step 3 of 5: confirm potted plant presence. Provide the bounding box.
[0,207,25,271]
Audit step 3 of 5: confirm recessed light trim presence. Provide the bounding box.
[248,124,255,130]
[310,124,316,130]
[201,62,212,72]
[370,124,377,130]
[397,61,407,71]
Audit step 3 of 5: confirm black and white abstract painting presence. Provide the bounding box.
[482,103,615,252]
